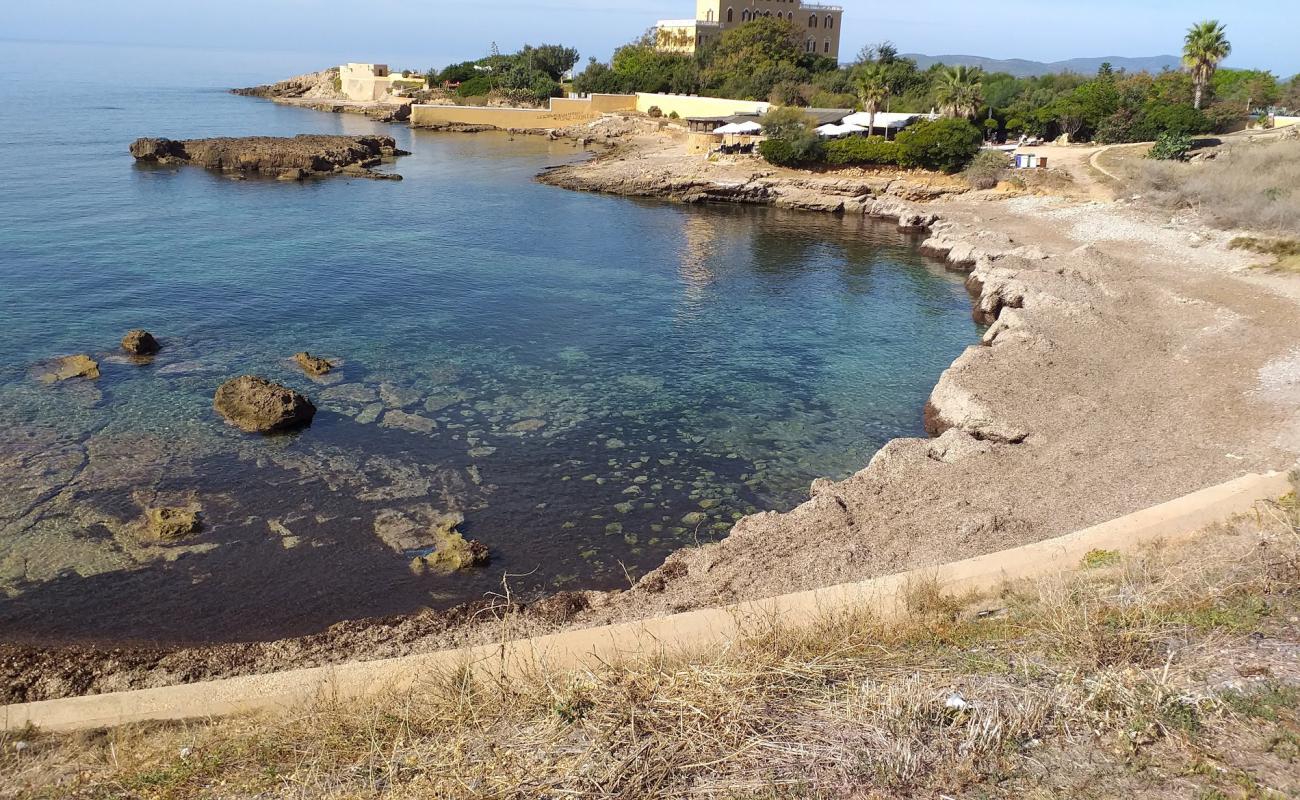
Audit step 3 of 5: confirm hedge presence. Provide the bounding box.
[822,136,901,166]
[895,118,983,173]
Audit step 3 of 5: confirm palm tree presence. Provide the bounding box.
[1183,20,1231,110]
[856,63,890,136]
[934,65,984,120]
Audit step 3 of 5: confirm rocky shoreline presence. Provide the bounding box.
[7,121,1300,705]
[129,134,409,181]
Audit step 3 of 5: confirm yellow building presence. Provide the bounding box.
[339,63,426,102]
[656,1,844,59]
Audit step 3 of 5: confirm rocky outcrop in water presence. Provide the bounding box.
[129,135,409,181]
[121,330,160,356]
[293,352,333,376]
[214,376,316,433]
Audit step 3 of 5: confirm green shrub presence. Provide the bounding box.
[456,75,494,97]
[668,111,680,120]
[896,118,984,173]
[822,136,901,166]
[759,137,824,167]
[1147,132,1194,161]
[647,105,663,118]
[758,107,824,167]
[963,149,1011,189]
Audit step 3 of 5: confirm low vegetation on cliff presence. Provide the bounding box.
[6,481,1298,799]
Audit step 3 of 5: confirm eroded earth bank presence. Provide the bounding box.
[6,127,1300,702]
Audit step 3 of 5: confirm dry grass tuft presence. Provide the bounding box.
[4,484,1300,799]
[1136,140,1300,236]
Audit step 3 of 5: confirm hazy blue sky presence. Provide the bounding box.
[3,0,1296,76]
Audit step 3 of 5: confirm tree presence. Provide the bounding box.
[856,63,890,136]
[1183,20,1231,110]
[520,44,581,81]
[934,65,984,119]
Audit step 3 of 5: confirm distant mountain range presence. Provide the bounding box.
[902,54,1183,78]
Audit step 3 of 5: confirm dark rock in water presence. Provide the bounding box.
[129,135,409,180]
[293,351,333,376]
[121,329,160,356]
[39,354,100,383]
[146,507,202,541]
[214,375,316,433]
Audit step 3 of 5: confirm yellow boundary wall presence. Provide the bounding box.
[411,94,635,130]
[3,470,1291,733]
[635,92,771,119]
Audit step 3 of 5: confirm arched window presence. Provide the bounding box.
[741,9,749,21]
[825,15,833,28]
[824,40,830,53]
[806,39,814,52]
[787,12,793,20]
[808,14,817,27]
[726,7,733,22]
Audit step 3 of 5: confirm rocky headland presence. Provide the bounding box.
[129,134,409,180]
[232,69,415,122]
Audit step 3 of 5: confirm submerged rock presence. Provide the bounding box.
[39,355,100,383]
[145,507,202,541]
[293,351,333,376]
[377,508,490,572]
[381,410,437,434]
[213,376,316,433]
[121,330,161,356]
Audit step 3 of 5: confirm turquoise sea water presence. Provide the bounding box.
[0,41,978,644]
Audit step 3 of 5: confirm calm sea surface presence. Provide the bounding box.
[0,41,978,644]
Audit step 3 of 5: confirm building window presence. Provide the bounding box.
[808,14,817,27]
[742,10,749,21]
[727,7,733,22]
[824,40,830,53]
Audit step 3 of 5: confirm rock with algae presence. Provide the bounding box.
[121,330,161,356]
[39,355,100,383]
[214,375,316,434]
[145,507,202,541]
[293,352,333,376]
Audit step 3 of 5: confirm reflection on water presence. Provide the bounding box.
[0,42,979,645]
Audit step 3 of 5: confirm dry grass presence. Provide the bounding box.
[4,481,1300,799]
[1231,236,1300,274]
[1136,139,1300,236]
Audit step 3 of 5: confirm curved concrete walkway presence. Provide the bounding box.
[4,470,1292,733]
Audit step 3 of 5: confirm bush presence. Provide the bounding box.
[823,136,901,166]
[647,105,663,118]
[963,149,1011,189]
[456,75,494,97]
[1146,132,1193,161]
[758,107,824,167]
[759,137,824,167]
[668,111,680,120]
[896,118,984,173]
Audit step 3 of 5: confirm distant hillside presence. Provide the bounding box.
[903,53,1182,77]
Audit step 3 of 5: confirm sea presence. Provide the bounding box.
[0,40,979,644]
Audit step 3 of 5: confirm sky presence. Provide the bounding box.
[2,0,1296,77]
